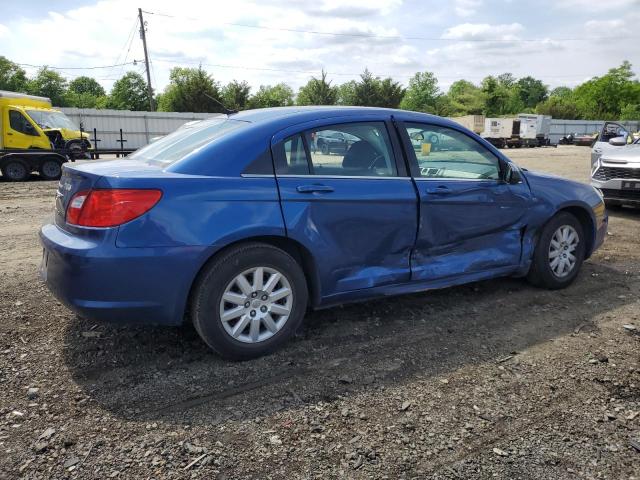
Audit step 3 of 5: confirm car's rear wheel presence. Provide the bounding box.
[191,243,308,360]
[320,142,330,155]
[527,212,585,289]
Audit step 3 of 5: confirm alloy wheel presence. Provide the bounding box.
[219,266,293,343]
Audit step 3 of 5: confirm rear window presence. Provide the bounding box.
[130,118,248,164]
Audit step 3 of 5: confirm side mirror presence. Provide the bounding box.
[24,123,36,135]
[410,132,424,141]
[503,162,522,184]
[609,136,627,146]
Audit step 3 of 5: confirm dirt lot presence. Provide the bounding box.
[1,146,639,479]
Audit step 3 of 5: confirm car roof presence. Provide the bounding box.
[230,106,446,126]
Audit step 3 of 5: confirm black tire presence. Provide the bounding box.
[1,160,30,182]
[39,159,63,181]
[191,243,308,360]
[320,142,330,155]
[527,212,586,289]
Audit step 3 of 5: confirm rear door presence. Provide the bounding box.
[273,118,418,298]
[398,121,530,281]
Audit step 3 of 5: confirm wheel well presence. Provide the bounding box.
[185,236,320,322]
[558,206,595,257]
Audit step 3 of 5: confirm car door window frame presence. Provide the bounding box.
[395,120,506,182]
[273,119,409,178]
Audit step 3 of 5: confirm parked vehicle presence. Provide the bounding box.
[0,90,91,181]
[591,134,640,207]
[518,114,552,146]
[40,107,608,359]
[481,117,516,148]
[315,130,358,155]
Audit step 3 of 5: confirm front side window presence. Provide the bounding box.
[9,110,39,136]
[404,123,500,180]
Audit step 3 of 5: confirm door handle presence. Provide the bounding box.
[7,132,13,135]
[296,184,334,193]
[425,185,452,195]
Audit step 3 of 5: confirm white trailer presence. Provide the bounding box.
[481,118,517,148]
[447,115,485,134]
[518,114,552,144]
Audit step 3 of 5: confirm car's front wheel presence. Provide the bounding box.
[191,243,308,360]
[527,212,585,289]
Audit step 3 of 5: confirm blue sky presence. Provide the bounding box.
[1,0,639,95]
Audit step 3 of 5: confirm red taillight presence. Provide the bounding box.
[66,189,162,227]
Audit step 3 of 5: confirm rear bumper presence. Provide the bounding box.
[39,224,209,326]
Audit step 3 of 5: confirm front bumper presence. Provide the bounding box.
[39,224,209,326]
[592,175,640,206]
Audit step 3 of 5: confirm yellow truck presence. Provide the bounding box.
[0,90,91,181]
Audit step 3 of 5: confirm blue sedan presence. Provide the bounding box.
[40,107,608,359]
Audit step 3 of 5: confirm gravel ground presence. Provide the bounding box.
[0,146,639,479]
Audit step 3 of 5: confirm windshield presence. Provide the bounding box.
[26,110,78,130]
[130,117,247,164]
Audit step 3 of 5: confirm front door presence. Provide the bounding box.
[3,109,47,149]
[592,121,629,166]
[398,121,530,281]
[274,120,418,298]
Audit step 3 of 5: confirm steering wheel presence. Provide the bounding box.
[367,154,385,171]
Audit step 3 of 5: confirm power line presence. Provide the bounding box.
[152,58,599,81]
[17,61,137,70]
[142,9,640,43]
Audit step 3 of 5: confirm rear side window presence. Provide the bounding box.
[130,118,247,164]
[9,110,38,136]
[275,122,397,177]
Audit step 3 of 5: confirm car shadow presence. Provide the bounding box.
[62,260,636,426]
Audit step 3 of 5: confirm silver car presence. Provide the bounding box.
[591,121,640,206]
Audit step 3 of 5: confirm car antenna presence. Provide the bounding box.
[203,93,238,115]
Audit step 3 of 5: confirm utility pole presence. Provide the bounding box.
[138,8,154,111]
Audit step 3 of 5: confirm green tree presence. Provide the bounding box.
[549,86,573,99]
[337,80,357,105]
[351,69,382,106]
[535,96,579,119]
[400,71,440,113]
[157,67,223,113]
[297,70,338,106]
[0,56,28,92]
[620,103,640,120]
[516,76,548,109]
[69,76,106,97]
[222,80,251,111]
[249,83,294,108]
[378,77,405,108]
[107,72,152,111]
[27,68,69,106]
[445,79,483,115]
[572,61,640,119]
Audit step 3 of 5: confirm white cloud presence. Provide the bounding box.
[442,22,523,40]
[453,0,483,17]
[0,23,9,37]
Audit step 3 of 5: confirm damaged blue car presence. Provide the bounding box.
[40,107,607,359]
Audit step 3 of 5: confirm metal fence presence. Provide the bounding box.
[60,108,220,150]
[549,119,639,144]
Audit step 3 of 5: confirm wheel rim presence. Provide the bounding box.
[548,225,579,278]
[219,266,293,344]
[6,162,26,180]
[42,161,61,178]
